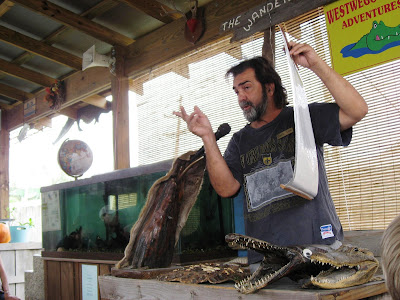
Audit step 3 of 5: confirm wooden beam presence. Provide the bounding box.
[0,58,55,87]
[82,95,108,109]
[39,0,119,46]
[0,103,13,110]
[262,28,275,67]
[117,0,182,23]
[0,0,13,16]
[56,106,78,120]
[125,0,338,78]
[33,116,52,130]
[124,0,264,77]
[225,48,243,60]
[9,0,118,68]
[0,82,34,103]
[83,0,119,20]
[10,0,135,46]
[129,79,143,96]
[0,25,82,70]
[5,66,112,131]
[111,46,130,170]
[0,108,10,218]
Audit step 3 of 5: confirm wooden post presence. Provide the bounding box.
[0,109,10,218]
[111,46,130,170]
[263,28,276,68]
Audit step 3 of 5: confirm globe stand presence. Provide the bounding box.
[72,174,83,181]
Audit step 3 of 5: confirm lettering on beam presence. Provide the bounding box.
[220,0,292,41]
[219,0,339,42]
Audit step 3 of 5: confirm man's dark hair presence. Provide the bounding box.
[226,57,288,109]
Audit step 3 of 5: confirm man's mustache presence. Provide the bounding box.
[239,101,254,109]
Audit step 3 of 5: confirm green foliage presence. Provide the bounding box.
[18,218,35,228]
[7,207,35,228]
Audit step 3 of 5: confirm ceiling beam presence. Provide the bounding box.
[116,0,182,23]
[124,0,266,77]
[125,0,338,78]
[33,116,52,130]
[0,82,33,102]
[0,102,13,109]
[81,0,119,21]
[0,58,55,87]
[41,0,119,46]
[10,0,135,46]
[56,106,78,120]
[6,66,112,130]
[10,0,118,67]
[0,25,82,70]
[82,94,108,109]
[0,0,14,16]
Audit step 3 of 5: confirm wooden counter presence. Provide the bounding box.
[42,256,117,300]
[98,275,388,300]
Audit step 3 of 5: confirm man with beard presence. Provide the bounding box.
[173,42,368,270]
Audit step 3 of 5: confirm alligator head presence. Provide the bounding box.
[351,20,400,52]
[225,233,379,294]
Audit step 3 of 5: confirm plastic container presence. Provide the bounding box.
[10,226,29,243]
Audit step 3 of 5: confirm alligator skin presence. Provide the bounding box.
[116,151,206,269]
[158,262,250,284]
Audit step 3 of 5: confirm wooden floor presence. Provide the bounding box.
[99,275,388,300]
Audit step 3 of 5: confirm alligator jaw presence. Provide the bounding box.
[307,244,379,289]
[226,233,307,294]
[225,234,379,294]
[235,252,305,294]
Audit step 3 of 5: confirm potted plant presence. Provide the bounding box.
[8,207,34,243]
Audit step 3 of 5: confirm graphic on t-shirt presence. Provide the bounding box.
[262,153,272,166]
[245,161,293,211]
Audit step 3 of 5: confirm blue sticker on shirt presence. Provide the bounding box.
[320,224,334,239]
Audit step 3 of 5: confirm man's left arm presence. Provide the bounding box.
[288,42,368,131]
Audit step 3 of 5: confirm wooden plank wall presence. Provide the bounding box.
[0,242,43,300]
[44,259,114,300]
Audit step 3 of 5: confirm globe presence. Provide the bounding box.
[58,139,93,178]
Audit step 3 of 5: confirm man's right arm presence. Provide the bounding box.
[201,132,241,198]
[173,105,240,197]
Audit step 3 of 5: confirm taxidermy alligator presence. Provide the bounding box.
[225,233,379,294]
[116,124,230,269]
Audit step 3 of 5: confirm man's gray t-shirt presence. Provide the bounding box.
[224,103,351,264]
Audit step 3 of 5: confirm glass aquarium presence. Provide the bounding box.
[41,159,235,262]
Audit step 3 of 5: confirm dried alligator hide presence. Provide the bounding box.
[116,151,206,269]
[158,262,250,284]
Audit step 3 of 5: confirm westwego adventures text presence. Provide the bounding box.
[325,0,400,29]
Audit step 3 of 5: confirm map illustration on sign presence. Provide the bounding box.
[341,20,400,58]
[58,139,93,179]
